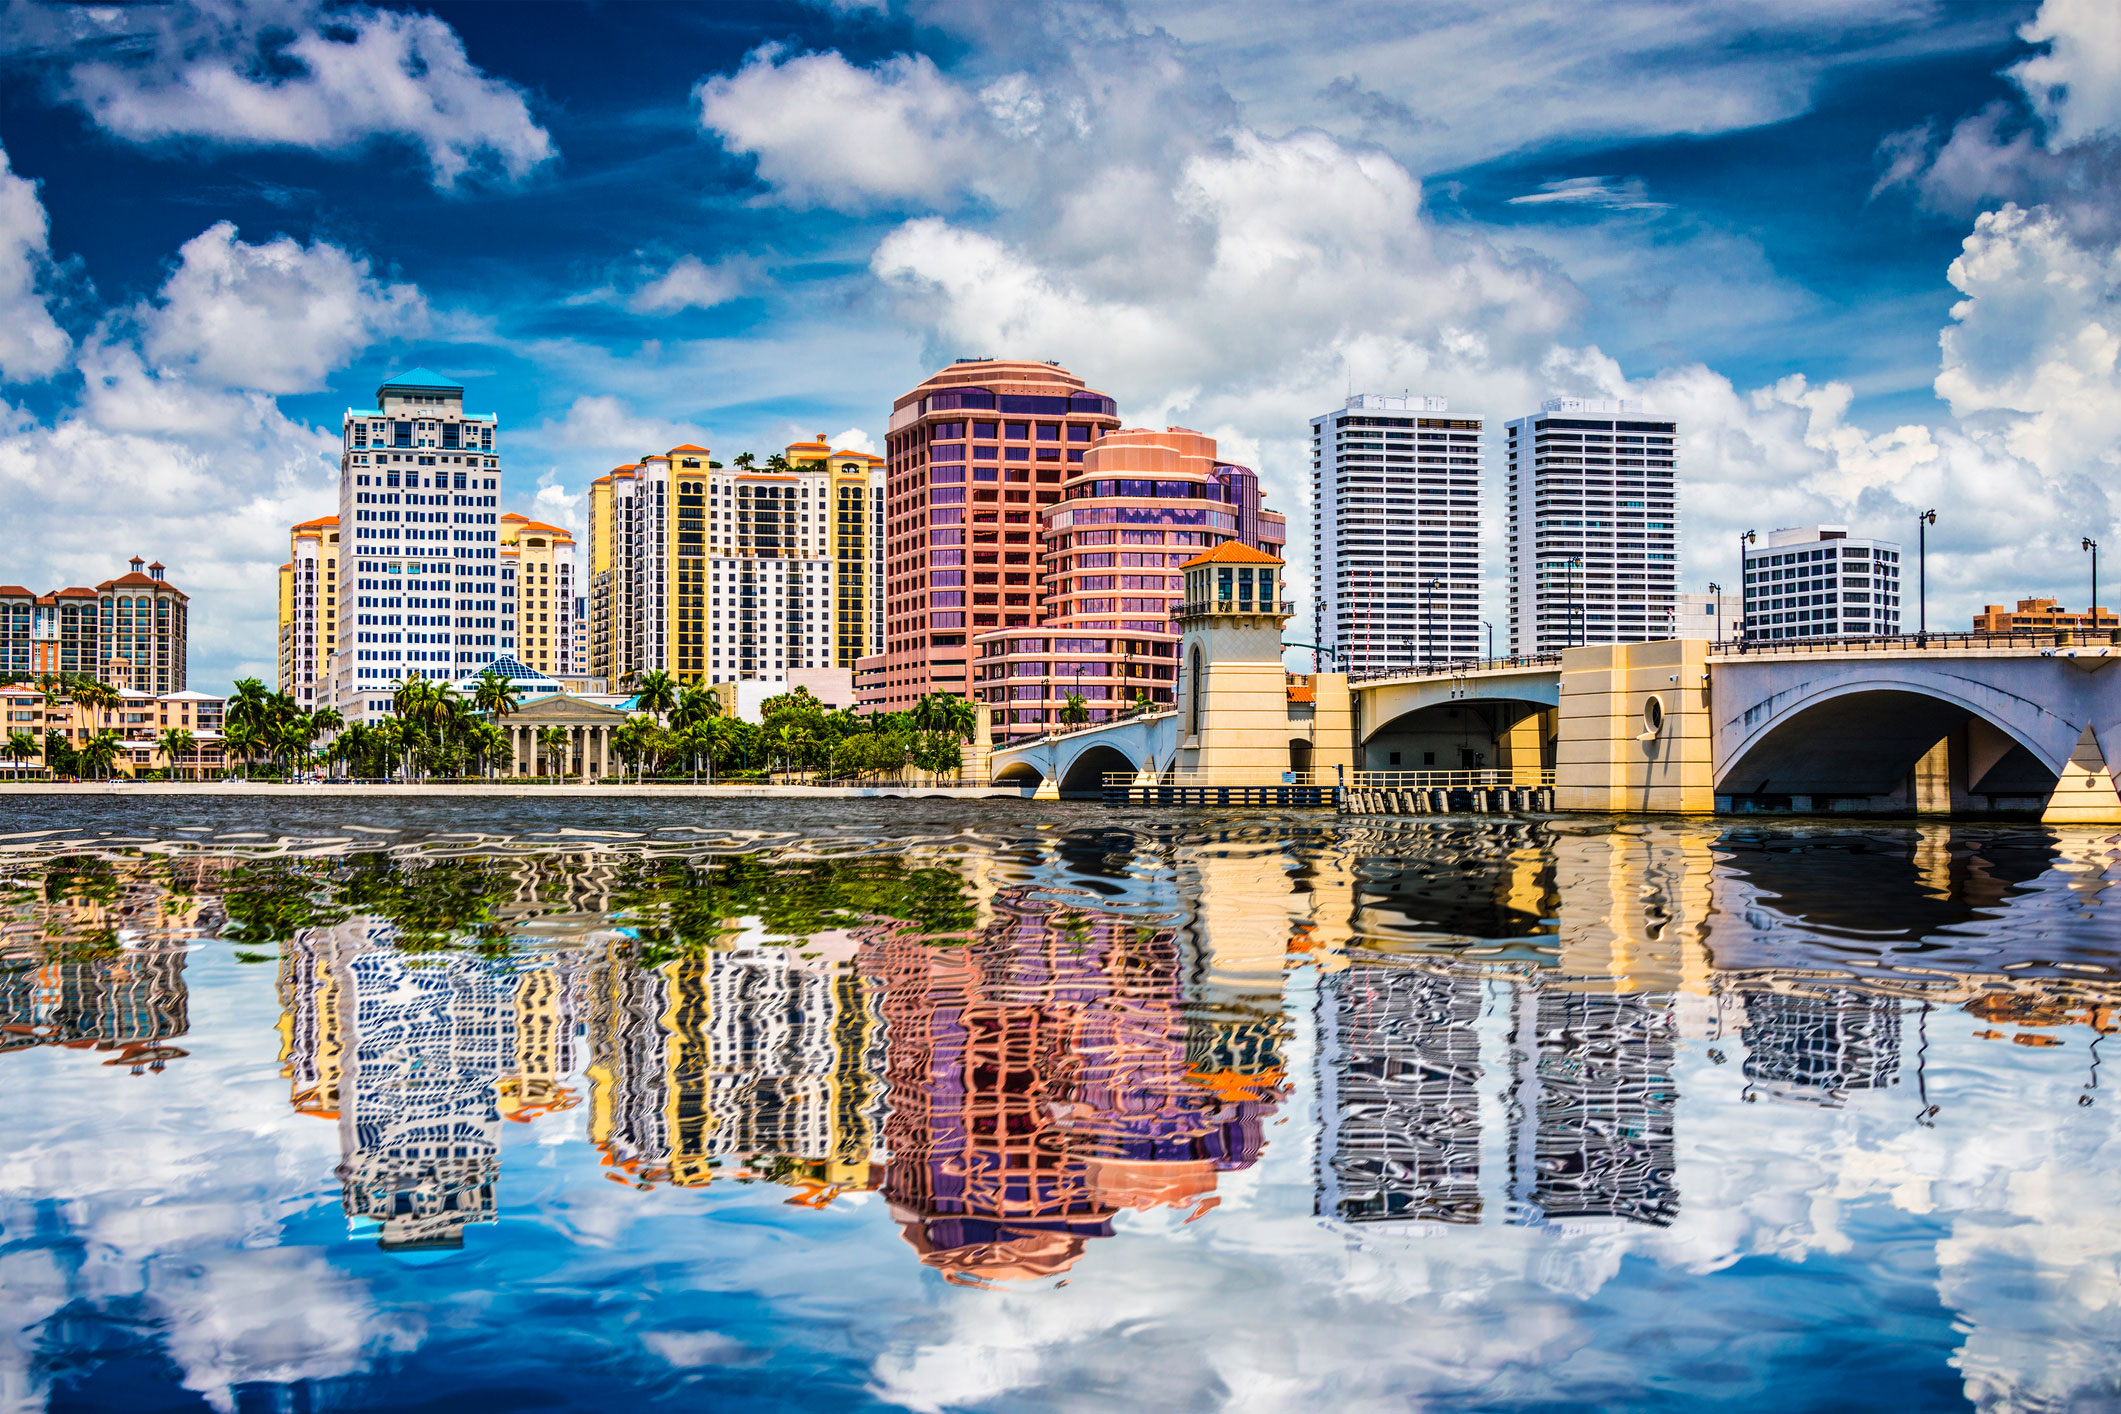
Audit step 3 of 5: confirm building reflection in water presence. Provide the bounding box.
[0,857,214,1072]
[858,882,1283,1284]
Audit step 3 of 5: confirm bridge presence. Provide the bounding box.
[989,629,2121,820]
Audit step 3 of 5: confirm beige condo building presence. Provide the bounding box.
[277,516,340,708]
[586,439,882,691]
[499,515,579,680]
[0,557,189,694]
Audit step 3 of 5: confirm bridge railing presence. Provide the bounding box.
[1350,654,1562,684]
[1712,629,2121,655]
[1103,769,1333,789]
[1346,768,1555,790]
[992,707,1177,752]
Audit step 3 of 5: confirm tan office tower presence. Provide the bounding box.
[587,463,638,690]
[499,516,578,679]
[861,360,1120,713]
[279,517,340,707]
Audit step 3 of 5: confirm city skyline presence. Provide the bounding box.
[0,3,2112,693]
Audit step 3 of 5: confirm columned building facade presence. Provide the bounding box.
[1310,394,1483,674]
[1505,398,1679,654]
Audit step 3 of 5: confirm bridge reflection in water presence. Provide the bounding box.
[2,812,2119,1410]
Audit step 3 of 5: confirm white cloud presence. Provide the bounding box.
[2012,0,2121,149]
[831,425,878,455]
[0,143,70,383]
[1507,176,1667,212]
[48,0,554,189]
[626,254,754,315]
[515,394,714,466]
[139,221,427,394]
[696,45,985,209]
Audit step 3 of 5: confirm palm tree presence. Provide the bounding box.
[156,727,196,781]
[536,725,570,779]
[732,451,756,469]
[469,720,510,778]
[4,729,41,776]
[471,668,516,723]
[1059,691,1090,727]
[634,669,678,726]
[333,721,374,779]
[79,729,123,781]
[221,719,263,779]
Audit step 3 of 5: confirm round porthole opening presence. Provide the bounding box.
[1642,694,1666,737]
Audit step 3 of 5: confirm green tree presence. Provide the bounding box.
[471,668,516,723]
[79,729,123,780]
[537,725,571,779]
[1059,691,1090,726]
[634,669,678,726]
[156,726,196,780]
[4,729,41,775]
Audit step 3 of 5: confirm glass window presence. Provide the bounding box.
[1005,422,1030,440]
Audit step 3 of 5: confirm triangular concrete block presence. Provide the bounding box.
[2042,725,2121,825]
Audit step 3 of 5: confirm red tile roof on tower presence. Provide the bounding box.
[1179,541,1284,570]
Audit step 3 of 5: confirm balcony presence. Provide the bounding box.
[1174,599,1296,619]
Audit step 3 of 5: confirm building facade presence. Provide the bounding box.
[277,517,339,707]
[1741,525,1902,642]
[499,516,578,680]
[1674,590,1742,642]
[861,360,1122,713]
[585,440,883,692]
[972,426,1287,745]
[334,367,512,722]
[1505,398,1679,654]
[1310,394,1483,673]
[1972,597,2118,634]
[0,557,188,693]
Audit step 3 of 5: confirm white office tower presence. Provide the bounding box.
[1309,394,1483,673]
[1741,525,1902,642]
[335,368,512,721]
[1505,399,1678,653]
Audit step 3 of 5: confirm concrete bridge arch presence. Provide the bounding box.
[1711,655,2120,812]
[1357,666,1561,774]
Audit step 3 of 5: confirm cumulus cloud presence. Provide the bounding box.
[2012,0,2121,150]
[32,0,553,189]
[139,221,427,394]
[0,143,71,382]
[697,45,985,209]
[515,394,714,465]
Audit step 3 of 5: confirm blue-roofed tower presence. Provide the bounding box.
[332,364,514,722]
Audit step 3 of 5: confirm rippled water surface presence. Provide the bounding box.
[4,797,2119,1412]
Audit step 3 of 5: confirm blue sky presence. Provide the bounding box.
[1,0,2115,691]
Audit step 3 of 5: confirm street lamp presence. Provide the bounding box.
[1707,581,1723,642]
[1917,509,1937,639]
[2087,537,2102,639]
[1482,618,1494,661]
[1737,530,1755,643]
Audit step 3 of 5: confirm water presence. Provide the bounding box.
[3,798,2118,1412]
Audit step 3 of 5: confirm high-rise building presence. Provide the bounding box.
[1310,394,1483,673]
[277,516,339,707]
[0,557,188,692]
[1505,398,1679,654]
[585,441,884,690]
[1741,525,1901,642]
[334,367,511,721]
[971,426,1287,745]
[862,360,1121,712]
[499,515,578,679]
[587,462,638,689]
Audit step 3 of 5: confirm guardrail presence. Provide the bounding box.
[993,708,1177,750]
[1712,630,2121,655]
[1346,768,1554,790]
[1350,654,1562,683]
[1101,769,1333,789]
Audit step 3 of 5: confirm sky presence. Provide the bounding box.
[0,0,2116,692]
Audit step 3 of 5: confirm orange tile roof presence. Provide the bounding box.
[293,515,339,530]
[1180,541,1284,569]
[0,585,30,597]
[667,443,709,454]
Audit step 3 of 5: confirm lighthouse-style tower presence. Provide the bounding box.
[1173,542,1297,781]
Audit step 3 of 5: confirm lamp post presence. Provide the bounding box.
[1737,530,1755,643]
[2087,537,2102,639]
[1482,618,1493,661]
[1707,581,1723,642]
[1916,509,1937,639]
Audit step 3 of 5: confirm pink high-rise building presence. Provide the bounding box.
[858,360,1120,712]
[974,427,1286,746]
